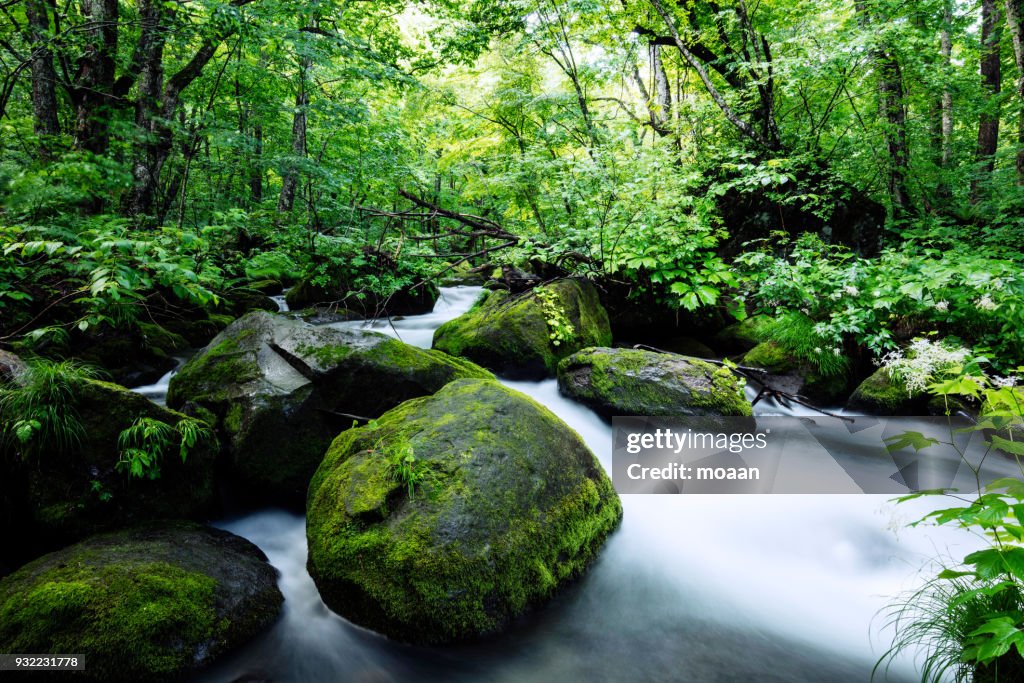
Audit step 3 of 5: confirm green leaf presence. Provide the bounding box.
[884,431,940,453]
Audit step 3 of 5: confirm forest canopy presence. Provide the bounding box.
[0,0,1022,370]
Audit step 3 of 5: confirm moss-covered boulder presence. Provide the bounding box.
[0,523,282,681]
[846,367,927,415]
[2,377,216,565]
[742,341,850,404]
[711,315,772,354]
[432,279,612,379]
[557,347,752,418]
[306,379,622,644]
[167,311,493,504]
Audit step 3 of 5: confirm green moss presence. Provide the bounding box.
[167,333,260,407]
[0,559,216,680]
[557,347,752,417]
[433,279,612,379]
[713,315,772,352]
[307,379,622,644]
[0,524,282,681]
[742,342,796,374]
[742,341,850,403]
[847,368,923,415]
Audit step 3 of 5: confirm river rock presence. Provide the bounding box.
[306,378,622,644]
[432,278,612,379]
[557,347,752,418]
[846,367,927,415]
[167,311,493,503]
[742,341,849,404]
[0,523,283,682]
[2,375,216,560]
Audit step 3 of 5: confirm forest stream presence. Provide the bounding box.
[124,287,1011,683]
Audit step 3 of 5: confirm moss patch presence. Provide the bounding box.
[847,368,926,415]
[0,523,282,681]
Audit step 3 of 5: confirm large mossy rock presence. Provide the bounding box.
[742,341,849,404]
[846,367,927,415]
[0,523,282,681]
[306,379,622,644]
[557,347,752,418]
[2,374,216,564]
[432,279,612,379]
[167,311,492,503]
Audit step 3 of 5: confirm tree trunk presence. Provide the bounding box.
[73,0,118,155]
[25,0,60,152]
[973,0,1003,201]
[879,52,912,216]
[856,0,913,217]
[278,55,310,213]
[250,123,264,203]
[941,3,954,170]
[1005,0,1024,183]
[128,0,168,220]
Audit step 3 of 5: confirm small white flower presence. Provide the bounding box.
[842,285,860,297]
[935,300,949,312]
[992,375,1019,388]
[833,347,841,355]
[814,347,822,354]
[993,278,1004,290]
[977,295,997,311]
[800,307,810,315]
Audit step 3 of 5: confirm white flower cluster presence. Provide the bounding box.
[842,285,860,297]
[976,295,997,311]
[879,338,972,395]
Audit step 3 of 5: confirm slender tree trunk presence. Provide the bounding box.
[278,55,310,213]
[250,123,264,203]
[932,1,954,200]
[1005,0,1024,183]
[973,0,1003,201]
[128,0,168,220]
[878,52,912,217]
[73,0,118,155]
[25,0,60,152]
[855,0,913,217]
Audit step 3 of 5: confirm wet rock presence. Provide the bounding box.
[0,523,283,682]
[306,379,622,644]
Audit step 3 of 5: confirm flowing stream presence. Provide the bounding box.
[157,286,1001,682]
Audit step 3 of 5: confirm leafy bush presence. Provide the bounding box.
[738,234,1024,369]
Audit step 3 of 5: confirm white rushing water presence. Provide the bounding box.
[191,286,989,682]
